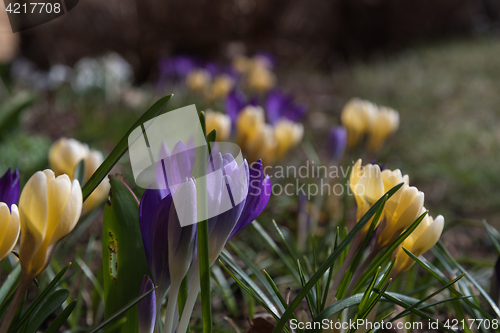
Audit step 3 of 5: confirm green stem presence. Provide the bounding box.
[198,220,212,333]
[0,275,30,333]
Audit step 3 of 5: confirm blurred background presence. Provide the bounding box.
[1,0,500,262]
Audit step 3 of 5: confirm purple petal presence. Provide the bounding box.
[138,275,156,333]
[327,126,347,162]
[139,189,161,272]
[225,90,244,124]
[0,168,20,209]
[229,160,271,239]
[150,194,174,297]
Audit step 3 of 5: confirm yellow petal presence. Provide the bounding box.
[19,171,49,263]
[50,179,82,246]
[0,204,20,262]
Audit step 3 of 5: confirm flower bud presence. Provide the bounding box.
[186,69,211,92]
[393,210,444,275]
[208,74,235,100]
[138,275,156,333]
[205,110,232,142]
[247,65,276,92]
[0,203,20,262]
[274,119,304,159]
[236,105,266,148]
[49,138,109,213]
[0,168,20,208]
[367,106,399,152]
[376,185,424,249]
[49,138,89,179]
[327,126,347,162]
[18,170,82,279]
[82,150,110,213]
[341,98,376,148]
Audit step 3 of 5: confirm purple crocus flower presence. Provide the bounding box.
[265,90,307,125]
[0,168,20,209]
[225,89,258,124]
[228,159,271,240]
[138,275,156,333]
[327,126,347,162]
[158,55,196,81]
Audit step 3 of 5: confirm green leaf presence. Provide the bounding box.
[228,241,285,314]
[0,92,35,140]
[8,263,71,333]
[88,288,155,333]
[102,176,150,333]
[82,94,172,201]
[220,251,280,317]
[212,265,238,316]
[435,241,500,318]
[252,222,300,283]
[272,182,404,333]
[23,289,70,333]
[45,300,77,333]
[0,264,21,313]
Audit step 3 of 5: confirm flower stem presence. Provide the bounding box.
[164,281,181,333]
[197,219,212,333]
[177,270,200,333]
[0,275,31,333]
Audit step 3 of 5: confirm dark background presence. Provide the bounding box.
[18,0,500,81]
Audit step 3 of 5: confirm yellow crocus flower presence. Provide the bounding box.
[247,65,276,92]
[245,123,277,165]
[393,209,444,275]
[367,106,399,152]
[274,119,304,160]
[208,74,234,100]
[375,184,424,250]
[186,69,211,92]
[205,110,231,142]
[18,170,82,279]
[49,138,89,179]
[0,203,20,262]
[350,160,384,222]
[236,105,266,149]
[49,138,110,213]
[0,170,82,333]
[341,98,376,148]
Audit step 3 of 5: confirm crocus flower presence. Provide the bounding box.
[49,138,89,179]
[247,64,276,92]
[140,141,271,333]
[236,105,266,150]
[49,138,110,213]
[392,209,444,275]
[375,184,424,250]
[228,159,271,239]
[205,110,232,142]
[186,69,211,92]
[232,55,253,74]
[0,203,20,262]
[327,126,347,162]
[138,275,156,333]
[158,55,196,81]
[265,90,307,125]
[207,74,235,101]
[274,119,304,160]
[225,89,260,125]
[349,159,385,234]
[0,168,20,208]
[341,98,376,148]
[18,170,82,279]
[367,106,399,152]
